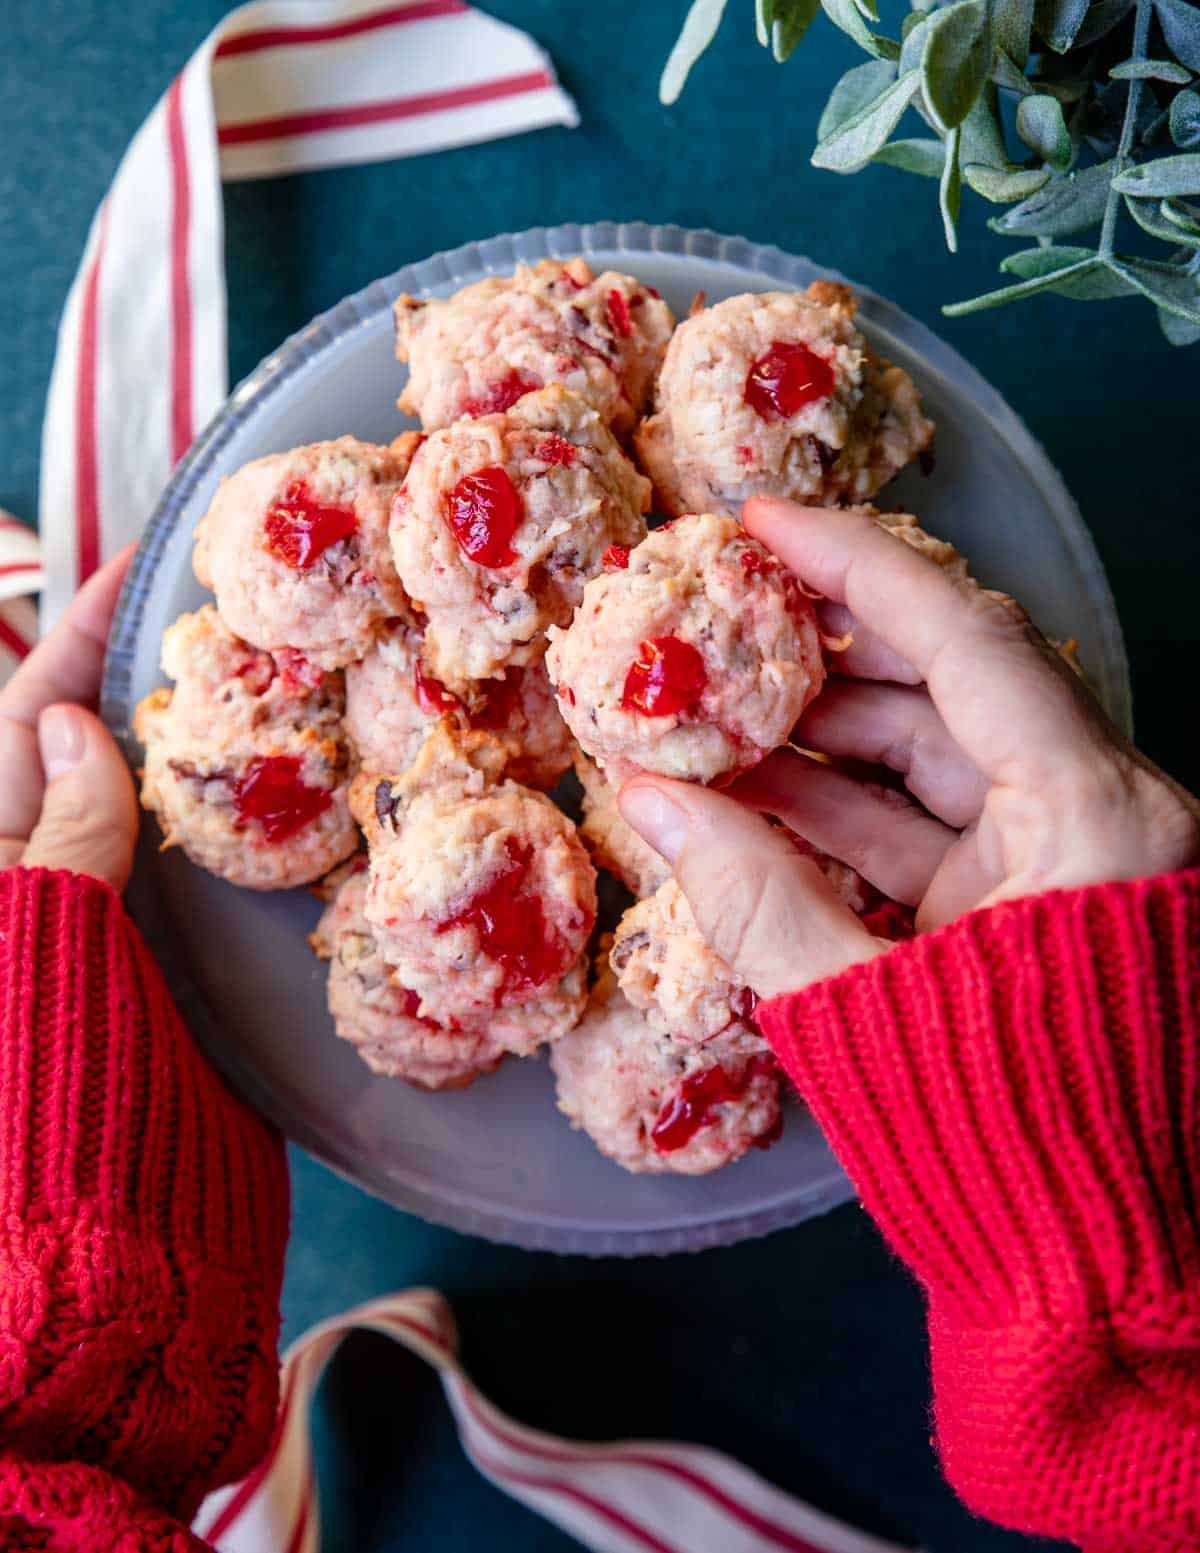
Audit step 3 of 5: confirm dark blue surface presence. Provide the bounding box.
[5,3,1196,1549]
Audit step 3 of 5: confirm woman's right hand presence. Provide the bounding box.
[618,499,1200,998]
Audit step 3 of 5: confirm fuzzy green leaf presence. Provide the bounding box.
[1034,0,1090,53]
[922,1,992,133]
[1000,247,1139,295]
[817,59,898,140]
[991,49,1034,94]
[1108,257,1200,322]
[812,69,920,170]
[964,162,1053,200]
[874,137,947,175]
[820,0,902,58]
[962,87,1009,166]
[1159,305,1200,344]
[854,0,881,20]
[1016,93,1073,167]
[1112,154,1200,197]
[990,158,1115,235]
[766,0,820,59]
[660,0,729,103]
[940,125,964,250]
[1154,0,1200,72]
[1162,197,1200,236]
[1171,89,1200,149]
[1109,58,1193,83]
[756,0,773,46]
[899,13,931,74]
[943,253,1103,313]
[994,0,1036,65]
[1124,193,1200,246]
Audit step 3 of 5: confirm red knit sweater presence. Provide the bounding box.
[0,866,1196,1551]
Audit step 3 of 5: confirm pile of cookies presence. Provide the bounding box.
[136,258,939,1175]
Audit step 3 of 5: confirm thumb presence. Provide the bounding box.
[618,776,883,998]
[23,705,139,892]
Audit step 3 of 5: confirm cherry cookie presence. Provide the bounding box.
[311,865,506,1091]
[345,617,574,789]
[634,283,933,520]
[194,434,418,669]
[546,512,824,785]
[611,862,869,1046]
[134,605,356,890]
[350,724,596,1039]
[550,955,782,1176]
[390,385,649,690]
[394,258,675,442]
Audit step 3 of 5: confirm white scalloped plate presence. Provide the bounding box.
[102,223,1129,1255]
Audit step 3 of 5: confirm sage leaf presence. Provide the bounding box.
[660,0,729,103]
[817,59,898,140]
[994,0,1035,66]
[854,0,881,20]
[1109,58,1193,83]
[812,69,920,171]
[1016,93,1073,168]
[962,87,1009,167]
[1112,154,1200,197]
[820,0,902,59]
[1108,256,1200,322]
[1124,193,1200,246]
[770,0,821,58]
[1154,0,1200,72]
[1001,246,1139,295]
[756,0,772,47]
[964,162,1053,200]
[899,13,931,74]
[1034,0,1090,53]
[989,157,1115,235]
[1162,197,1200,236]
[1075,0,1135,47]
[874,137,947,175]
[1171,89,1200,149]
[940,126,964,250]
[922,1,992,133]
[1159,305,1200,344]
[943,254,1102,313]
[991,49,1034,94]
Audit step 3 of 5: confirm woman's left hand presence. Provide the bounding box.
[0,547,139,890]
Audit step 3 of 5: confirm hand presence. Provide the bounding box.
[0,548,139,891]
[618,500,1200,998]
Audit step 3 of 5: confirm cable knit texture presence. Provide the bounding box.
[758,867,1200,1553]
[0,868,289,1548]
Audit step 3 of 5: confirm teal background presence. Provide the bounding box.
[4,2,1196,1549]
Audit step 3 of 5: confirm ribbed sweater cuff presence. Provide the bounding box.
[0,868,289,1520]
[759,868,1200,1544]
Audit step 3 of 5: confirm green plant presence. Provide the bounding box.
[660,0,1200,341]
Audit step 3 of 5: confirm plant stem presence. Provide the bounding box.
[1099,0,1151,256]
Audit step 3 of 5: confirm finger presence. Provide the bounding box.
[744,498,1111,789]
[795,679,989,828]
[0,547,135,852]
[22,705,139,891]
[618,776,883,996]
[818,601,922,684]
[732,747,958,906]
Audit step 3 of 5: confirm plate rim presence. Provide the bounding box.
[101,220,1131,1256]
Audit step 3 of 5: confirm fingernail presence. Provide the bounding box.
[618,783,689,863]
[39,705,87,780]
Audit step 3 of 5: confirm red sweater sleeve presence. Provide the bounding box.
[0,867,290,1549]
[758,867,1200,1553]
